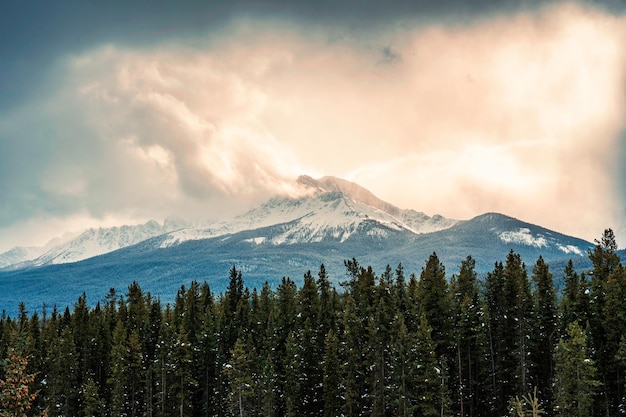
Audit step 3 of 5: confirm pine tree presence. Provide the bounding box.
[81,377,103,417]
[144,299,162,417]
[108,320,130,417]
[224,337,253,417]
[155,306,177,417]
[317,264,337,345]
[389,315,416,417]
[417,253,452,359]
[0,331,37,417]
[223,266,245,356]
[530,256,558,412]
[295,271,323,416]
[72,294,91,380]
[601,264,626,414]
[322,330,341,417]
[46,327,79,417]
[273,277,297,416]
[369,273,396,417]
[171,328,196,417]
[560,259,582,330]
[127,330,144,417]
[502,251,534,398]
[553,321,599,417]
[587,229,622,416]
[340,295,363,417]
[293,317,322,417]
[452,256,483,417]
[196,294,219,417]
[256,352,276,417]
[414,314,446,417]
[283,331,299,417]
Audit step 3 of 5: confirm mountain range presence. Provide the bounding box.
[0,175,599,316]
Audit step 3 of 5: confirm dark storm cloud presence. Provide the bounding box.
[2,0,621,110]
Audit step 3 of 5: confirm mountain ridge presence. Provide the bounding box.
[0,175,602,315]
[1,175,460,269]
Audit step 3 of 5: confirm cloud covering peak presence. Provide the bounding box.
[1,2,625,250]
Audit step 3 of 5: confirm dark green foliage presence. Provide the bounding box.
[451,255,486,417]
[530,256,558,412]
[586,229,624,417]
[2,233,626,417]
[322,330,341,417]
[553,321,599,417]
[417,253,452,358]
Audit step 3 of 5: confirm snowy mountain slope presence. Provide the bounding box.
[0,233,78,268]
[392,212,594,272]
[2,219,188,269]
[156,175,459,248]
[0,176,459,270]
[0,176,590,278]
[0,211,599,317]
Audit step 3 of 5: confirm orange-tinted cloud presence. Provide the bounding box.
[1,2,624,250]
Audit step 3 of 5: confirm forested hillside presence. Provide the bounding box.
[1,230,624,417]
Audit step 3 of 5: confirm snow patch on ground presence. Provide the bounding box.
[557,244,584,256]
[244,237,267,245]
[499,228,548,248]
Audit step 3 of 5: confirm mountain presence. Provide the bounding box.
[0,175,597,316]
[0,233,78,268]
[156,175,458,248]
[0,176,456,270]
[0,219,190,269]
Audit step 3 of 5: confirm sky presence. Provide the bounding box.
[1,0,625,252]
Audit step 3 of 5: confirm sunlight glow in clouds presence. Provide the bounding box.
[0,2,625,251]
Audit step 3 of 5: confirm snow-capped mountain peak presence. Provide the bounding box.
[157,175,459,248]
[0,220,184,269]
[1,176,463,269]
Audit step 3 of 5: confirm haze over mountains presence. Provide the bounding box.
[0,175,597,315]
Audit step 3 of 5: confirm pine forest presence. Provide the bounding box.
[1,229,626,417]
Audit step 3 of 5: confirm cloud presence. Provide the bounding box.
[0,1,625,251]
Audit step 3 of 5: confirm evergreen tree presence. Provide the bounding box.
[223,337,253,417]
[196,296,219,417]
[273,277,297,416]
[340,295,364,417]
[317,264,337,344]
[484,261,508,416]
[256,352,276,417]
[46,327,79,417]
[127,330,144,417]
[417,253,452,359]
[322,330,341,417]
[414,314,447,417]
[81,377,103,417]
[530,256,558,412]
[587,229,622,416]
[222,266,245,356]
[72,293,91,390]
[560,259,585,331]
[283,331,299,417]
[368,274,395,417]
[601,264,626,414]
[502,251,534,398]
[155,306,176,417]
[296,270,323,416]
[389,315,416,417]
[553,321,599,417]
[0,331,37,417]
[108,320,130,417]
[171,328,196,417]
[452,256,483,417]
